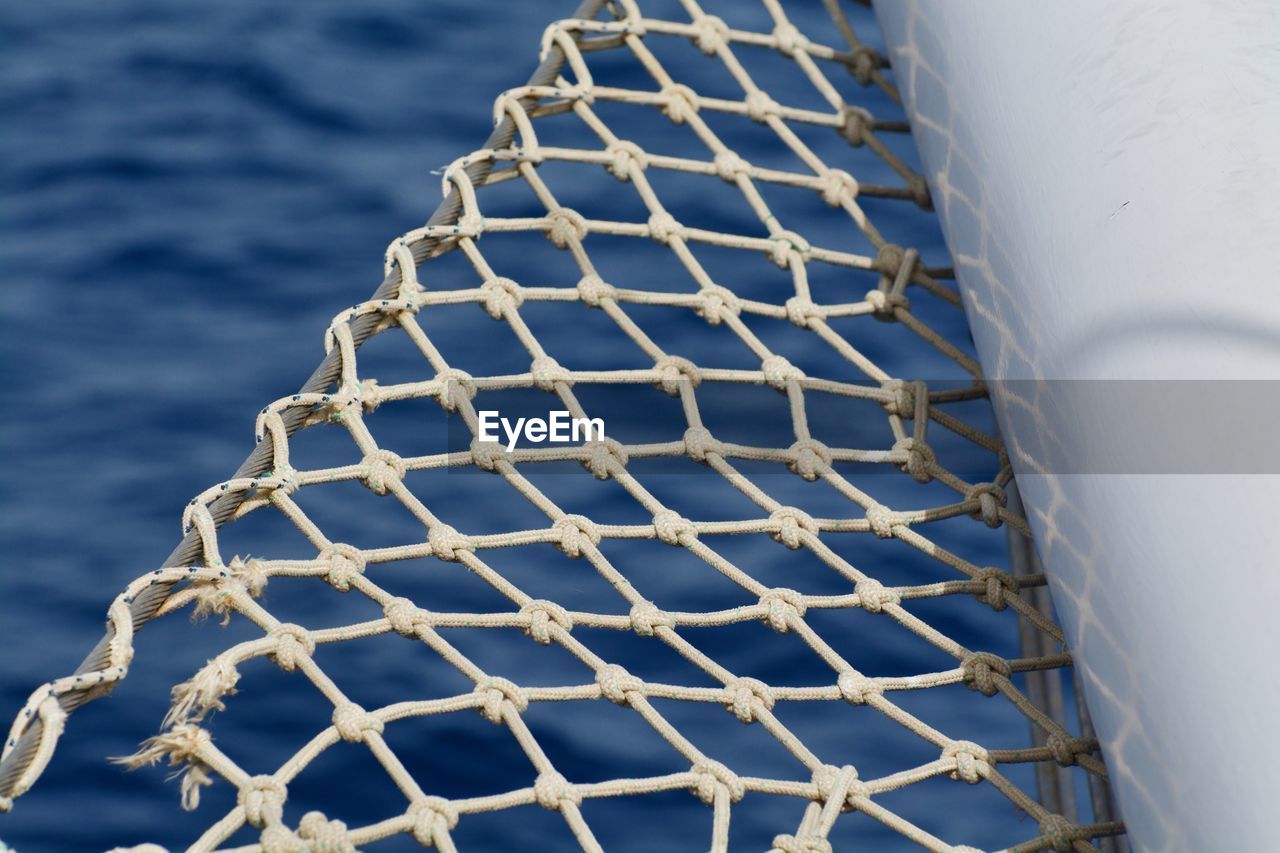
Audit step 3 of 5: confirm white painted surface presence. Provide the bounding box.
[874,2,1280,849]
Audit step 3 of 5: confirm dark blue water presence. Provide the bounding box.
[1,2,1048,850]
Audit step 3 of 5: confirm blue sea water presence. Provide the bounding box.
[1,2,1054,850]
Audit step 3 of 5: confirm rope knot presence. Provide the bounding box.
[436,368,477,412]
[259,461,299,494]
[320,543,366,592]
[962,652,1012,696]
[480,276,524,319]
[770,230,812,269]
[268,624,314,672]
[693,14,730,54]
[1047,733,1092,766]
[691,759,744,804]
[772,22,810,57]
[684,426,724,463]
[521,599,573,644]
[714,150,751,182]
[943,741,991,784]
[785,296,823,328]
[323,379,377,422]
[760,587,808,633]
[848,46,882,85]
[771,834,832,853]
[1039,814,1077,852]
[855,577,900,613]
[239,775,287,828]
[534,771,581,810]
[545,207,587,249]
[787,438,830,480]
[455,209,486,237]
[298,812,353,851]
[554,514,600,559]
[605,139,648,180]
[864,503,900,538]
[229,555,269,598]
[973,567,1018,612]
[661,84,700,124]
[384,597,427,636]
[653,355,701,395]
[259,824,304,853]
[881,379,916,418]
[966,482,1007,527]
[724,676,774,723]
[811,764,869,808]
[696,283,741,324]
[630,600,674,636]
[191,559,245,621]
[763,356,806,391]
[361,449,406,495]
[817,168,859,206]
[530,355,572,391]
[428,523,474,562]
[332,703,384,743]
[892,437,936,484]
[769,508,817,550]
[865,288,909,319]
[474,676,527,723]
[837,670,883,705]
[876,243,907,276]
[617,7,646,36]
[408,797,458,845]
[653,509,696,545]
[596,664,644,705]
[470,438,507,473]
[809,764,842,803]
[647,211,684,245]
[838,105,871,145]
[576,274,617,308]
[581,438,629,479]
[352,377,383,414]
[745,90,781,123]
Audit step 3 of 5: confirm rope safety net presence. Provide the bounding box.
[2,0,1125,850]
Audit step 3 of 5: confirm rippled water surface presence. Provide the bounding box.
[0,2,1044,850]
